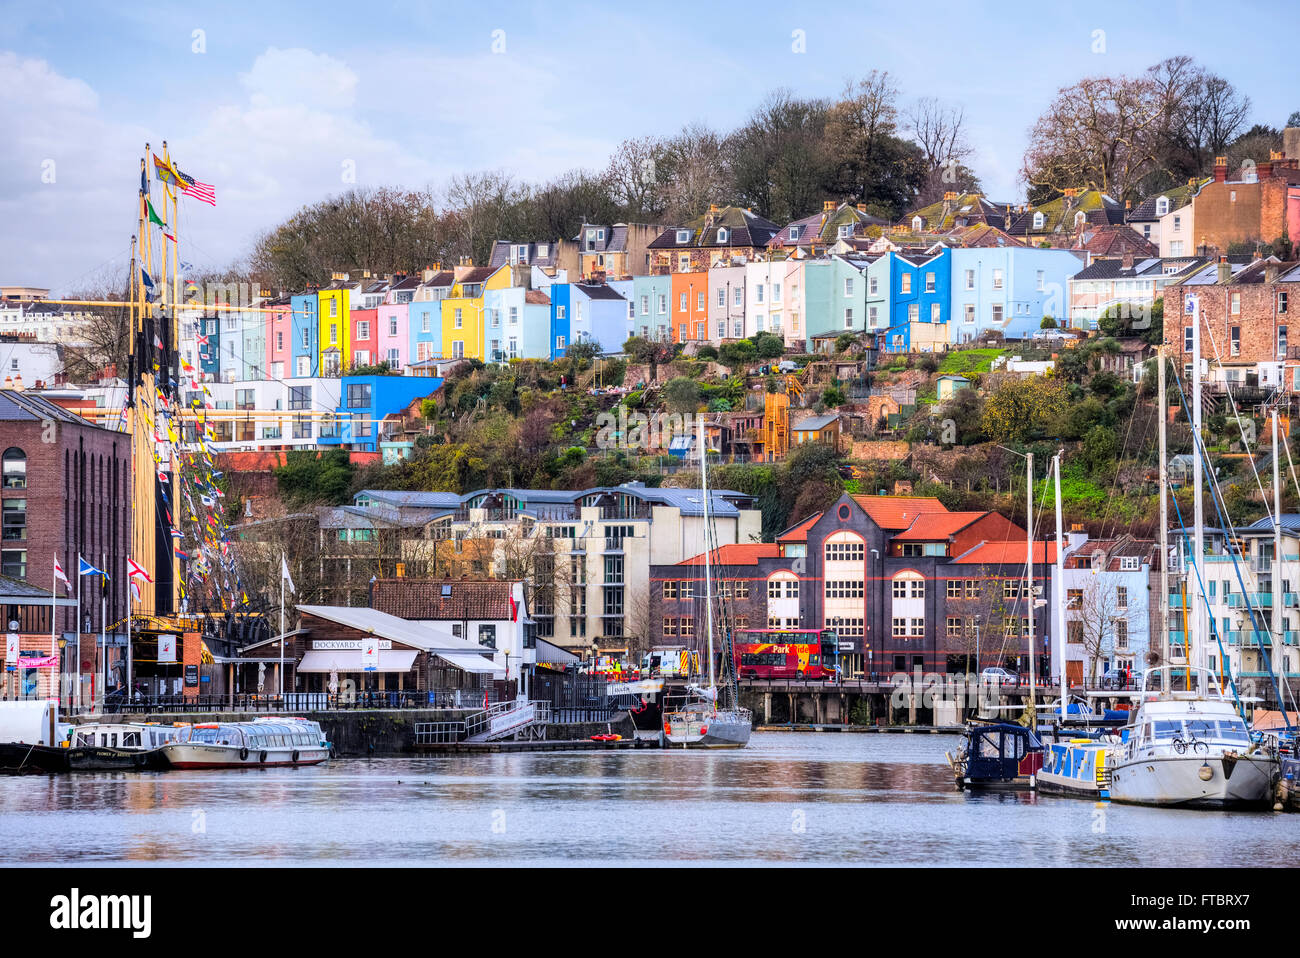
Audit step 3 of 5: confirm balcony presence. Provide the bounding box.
[603,537,625,553]
[1225,593,1272,609]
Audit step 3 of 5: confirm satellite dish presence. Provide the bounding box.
[1145,649,1162,666]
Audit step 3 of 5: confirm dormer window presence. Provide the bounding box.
[597,229,605,241]
[1032,211,1045,230]
[677,229,691,244]
[537,244,548,258]
[838,225,852,238]
[1155,196,1169,216]
[1074,211,1086,227]
[911,216,923,231]
[717,227,729,243]
[789,226,802,241]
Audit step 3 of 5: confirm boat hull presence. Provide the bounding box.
[665,710,752,749]
[161,743,330,769]
[68,746,169,771]
[1036,741,1113,799]
[1109,753,1277,808]
[0,742,70,774]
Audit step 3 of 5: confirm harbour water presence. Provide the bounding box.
[2,733,1296,866]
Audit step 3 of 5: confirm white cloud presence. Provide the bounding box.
[239,47,358,111]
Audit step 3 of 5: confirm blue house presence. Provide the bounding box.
[549,283,572,360]
[630,274,672,342]
[568,283,629,355]
[884,248,951,352]
[338,375,445,452]
[289,293,318,378]
[949,247,1085,343]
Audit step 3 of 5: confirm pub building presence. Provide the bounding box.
[236,605,505,702]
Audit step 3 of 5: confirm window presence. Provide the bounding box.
[346,383,371,408]
[289,385,311,410]
[991,304,1004,324]
[296,356,311,377]
[772,283,781,302]
[2,498,26,541]
[964,304,975,323]
[930,303,941,322]
[357,320,369,340]
[292,415,312,439]
[947,616,962,638]
[1184,326,1194,352]
[869,276,878,295]
[329,299,338,318]
[900,273,912,294]
[925,272,935,292]
[351,412,371,438]
[825,540,864,562]
[329,325,338,345]
[663,617,677,637]
[1115,619,1129,650]
[1230,292,1240,316]
[696,292,704,311]
[1155,197,1169,216]
[869,306,878,326]
[947,580,962,598]
[453,341,465,359]
[2,448,25,489]
[717,228,729,243]
[844,308,854,329]
[992,269,1004,290]
[789,226,802,241]
[677,229,691,244]
[1067,589,1083,609]
[1173,215,1181,232]
[825,580,864,598]
[1230,326,1240,357]
[844,278,854,296]
[893,617,908,637]
[1279,292,1289,314]
[908,304,919,323]
[1032,212,1044,230]
[1120,556,1140,571]
[276,331,284,350]
[1116,586,1129,609]
[1280,326,1288,356]
[1036,270,1045,291]
[1,549,26,579]
[964,269,974,290]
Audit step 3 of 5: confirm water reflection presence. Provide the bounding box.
[0,733,1295,865]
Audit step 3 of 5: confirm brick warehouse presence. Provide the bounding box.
[0,390,132,692]
[649,493,1058,679]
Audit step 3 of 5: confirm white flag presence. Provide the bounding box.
[281,554,296,595]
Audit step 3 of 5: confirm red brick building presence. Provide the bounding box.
[1189,153,1300,255]
[1166,258,1300,396]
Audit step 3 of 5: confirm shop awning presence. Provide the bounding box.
[435,652,505,675]
[296,650,419,673]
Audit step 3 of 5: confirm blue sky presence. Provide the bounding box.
[1,0,1293,291]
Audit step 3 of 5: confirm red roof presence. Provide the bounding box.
[892,511,989,541]
[678,543,782,566]
[850,495,949,530]
[777,512,822,543]
[952,541,1059,565]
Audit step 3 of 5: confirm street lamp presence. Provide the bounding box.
[57,637,66,714]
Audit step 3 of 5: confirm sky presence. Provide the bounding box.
[1,0,1294,293]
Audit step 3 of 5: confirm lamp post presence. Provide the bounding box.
[57,637,66,714]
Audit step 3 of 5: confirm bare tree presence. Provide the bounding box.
[657,122,731,222]
[1073,576,1119,682]
[906,96,975,205]
[442,170,520,265]
[604,136,669,220]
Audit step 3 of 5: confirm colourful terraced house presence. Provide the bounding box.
[882,248,951,352]
[289,290,318,378]
[441,265,508,361]
[318,274,352,376]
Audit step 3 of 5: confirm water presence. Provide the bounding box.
[2,733,1296,866]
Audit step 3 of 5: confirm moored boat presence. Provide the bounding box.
[160,717,330,769]
[66,722,189,771]
[1036,736,1117,799]
[947,722,1044,790]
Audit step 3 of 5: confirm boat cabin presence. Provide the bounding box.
[70,724,184,749]
[959,723,1044,787]
[181,720,324,749]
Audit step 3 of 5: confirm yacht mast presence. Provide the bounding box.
[1053,452,1067,717]
[1025,453,1036,719]
[1158,346,1171,695]
[698,416,715,695]
[1273,407,1285,691]
[1191,298,1206,671]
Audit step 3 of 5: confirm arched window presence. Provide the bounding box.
[1032,211,1045,230]
[716,227,729,243]
[1074,211,1086,227]
[1155,196,1169,217]
[911,216,923,232]
[892,571,925,599]
[824,530,865,562]
[2,448,25,489]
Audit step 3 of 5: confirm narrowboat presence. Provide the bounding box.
[1036,737,1118,799]
[160,717,330,769]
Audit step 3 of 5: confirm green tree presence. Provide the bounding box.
[1040,316,1057,329]
[274,450,356,506]
[981,376,1068,443]
[719,339,757,370]
[753,331,786,359]
[662,376,702,413]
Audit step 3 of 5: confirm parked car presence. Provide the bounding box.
[980,667,1019,687]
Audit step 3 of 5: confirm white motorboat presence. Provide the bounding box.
[160,717,330,769]
[1107,668,1277,808]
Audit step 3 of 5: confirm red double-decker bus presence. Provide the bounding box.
[733,629,838,679]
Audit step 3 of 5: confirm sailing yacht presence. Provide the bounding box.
[1107,340,1278,807]
[663,420,752,749]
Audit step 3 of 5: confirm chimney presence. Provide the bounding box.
[1217,256,1231,284]
[395,562,405,578]
[1259,159,1273,179]
[1188,177,1197,187]
[1122,250,1134,271]
[1265,264,1279,284]
[823,200,836,212]
[1214,156,1228,183]
[856,203,867,213]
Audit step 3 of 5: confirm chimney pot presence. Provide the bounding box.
[1214,156,1228,183]
[823,200,836,212]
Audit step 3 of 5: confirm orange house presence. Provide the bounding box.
[670,271,708,342]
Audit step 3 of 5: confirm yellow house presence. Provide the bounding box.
[318,274,352,375]
[440,265,508,361]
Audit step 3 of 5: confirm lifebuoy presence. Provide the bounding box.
[259,750,268,763]
[291,750,300,763]
[239,747,249,761]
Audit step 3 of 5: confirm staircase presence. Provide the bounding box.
[463,699,543,743]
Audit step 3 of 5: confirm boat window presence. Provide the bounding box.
[974,731,1001,757]
[1183,719,1217,740]
[108,734,117,748]
[124,732,140,747]
[1153,721,1181,740]
[191,727,219,743]
[1217,720,1250,743]
[75,731,91,747]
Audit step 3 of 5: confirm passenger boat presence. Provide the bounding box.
[1107,668,1277,808]
[66,722,189,771]
[946,722,1044,789]
[159,717,330,769]
[0,700,69,773]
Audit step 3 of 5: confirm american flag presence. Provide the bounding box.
[176,166,216,206]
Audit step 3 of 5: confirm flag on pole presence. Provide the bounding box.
[281,555,296,595]
[130,579,142,602]
[175,166,216,206]
[127,558,153,583]
[152,153,184,186]
[54,554,70,592]
[78,557,108,579]
[146,198,166,229]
